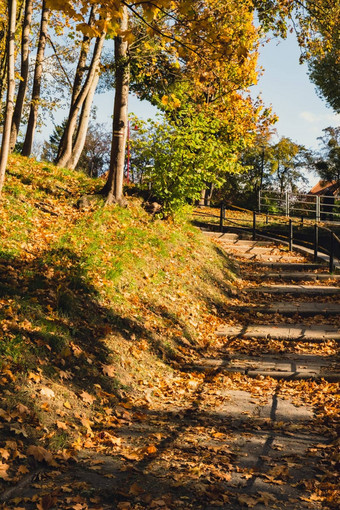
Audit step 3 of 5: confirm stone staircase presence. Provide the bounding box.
[201,230,340,382]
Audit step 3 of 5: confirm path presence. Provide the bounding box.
[1,232,338,509]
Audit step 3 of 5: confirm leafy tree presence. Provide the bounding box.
[308,48,340,114]
[314,126,340,183]
[130,110,245,216]
[269,137,308,194]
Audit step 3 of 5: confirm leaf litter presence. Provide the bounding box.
[0,161,339,508]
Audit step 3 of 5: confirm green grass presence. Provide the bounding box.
[0,154,236,452]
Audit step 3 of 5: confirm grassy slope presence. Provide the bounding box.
[0,155,236,458]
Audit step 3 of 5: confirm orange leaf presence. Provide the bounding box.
[17,465,30,475]
[56,421,68,430]
[0,461,10,480]
[27,445,55,466]
[79,391,95,405]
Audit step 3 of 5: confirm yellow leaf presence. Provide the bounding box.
[63,401,72,409]
[161,95,169,105]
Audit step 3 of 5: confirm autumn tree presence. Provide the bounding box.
[21,0,50,157]
[0,0,17,197]
[9,0,32,151]
[269,137,308,194]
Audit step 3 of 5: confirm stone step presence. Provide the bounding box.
[248,272,340,281]
[201,231,238,240]
[220,245,280,253]
[218,239,271,247]
[191,357,340,382]
[245,284,340,295]
[233,253,304,262]
[230,302,340,316]
[241,262,327,271]
[216,323,340,341]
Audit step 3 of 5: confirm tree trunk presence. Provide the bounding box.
[0,51,7,110]
[21,1,49,157]
[198,188,205,206]
[0,0,17,197]
[9,0,32,152]
[103,6,130,204]
[56,30,106,168]
[65,71,99,170]
[56,6,96,160]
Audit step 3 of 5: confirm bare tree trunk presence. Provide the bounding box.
[9,0,32,152]
[21,1,49,157]
[56,6,96,160]
[65,71,99,170]
[56,30,106,168]
[0,0,17,197]
[103,6,129,204]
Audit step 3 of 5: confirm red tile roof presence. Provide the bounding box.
[309,180,340,196]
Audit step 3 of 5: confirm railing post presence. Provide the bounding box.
[266,213,269,225]
[285,191,290,217]
[220,202,225,232]
[258,189,261,213]
[316,196,320,222]
[289,219,293,251]
[314,223,318,262]
[329,232,334,273]
[252,211,256,241]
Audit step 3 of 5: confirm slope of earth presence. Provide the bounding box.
[0,156,236,508]
[0,163,339,510]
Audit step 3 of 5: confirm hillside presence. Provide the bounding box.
[0,156,237,505]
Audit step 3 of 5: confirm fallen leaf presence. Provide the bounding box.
[0,448,10,460]
[17,465,30,475]
[36,494,57,510]
[0,461,10,480]
[28,372,41,383]
[40,387,55,398]
[56,421,68,430]
[79,391,95,405]
[63,401,72,409]
[102,364,115,377]
[237,494,258,507]
[27,445,55,465]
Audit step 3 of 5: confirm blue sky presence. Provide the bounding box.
[253,33,339,151]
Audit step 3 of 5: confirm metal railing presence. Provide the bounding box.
[218,204,340,273]
[258,190,340,223]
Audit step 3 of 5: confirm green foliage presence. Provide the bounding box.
[314,126,340,183]
[130,111,244,216]
[308,49,340,113]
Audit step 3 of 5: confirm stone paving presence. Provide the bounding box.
[204,231,340,382]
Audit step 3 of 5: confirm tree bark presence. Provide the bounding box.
[103,6,130,204]
[56,30,106,168]
[21,1,49,157]
[10,0,33,152]
[65,71,99,170]
[0,0,17,197]
[0,51,7,110]
[56,6,96,161]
